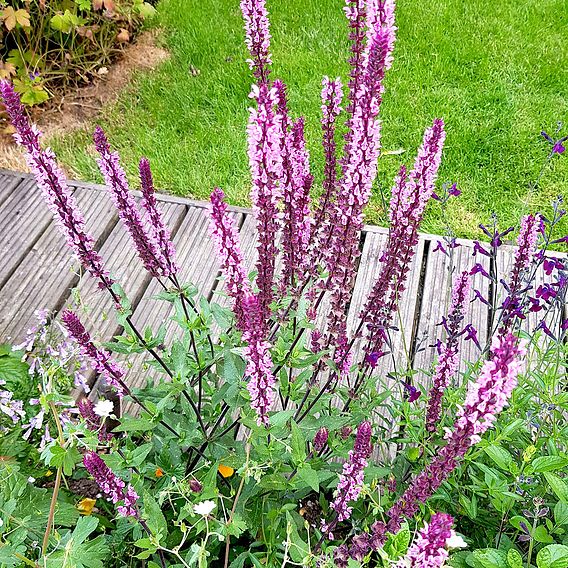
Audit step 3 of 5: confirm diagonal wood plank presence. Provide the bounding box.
[0,177,54,288]
[0,171,24,201]
[0,186,117,343]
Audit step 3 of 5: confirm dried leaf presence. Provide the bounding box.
[103,0,115,12]
[116,28,130,43]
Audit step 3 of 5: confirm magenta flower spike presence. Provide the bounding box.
[241,294,276,426]
[83,451,139,518]
[425,271,471,433]
[360,119,446,360]
[0,81,111,284]
[500,213,541,333]
[396,513,455,568]
[325,1,397,348]
[240,0,272,84]
[246,83,284,319]
[383,333,525,537]
[61,310,128,398]
[77,398,112,442]
[93,127,169,278]
[323,421,372,535]
[208,188,252,331]
[138,158,179,276]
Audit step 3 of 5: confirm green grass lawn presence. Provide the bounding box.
[50,0,568,241]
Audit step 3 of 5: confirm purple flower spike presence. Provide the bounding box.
[0,81,111,285]
[208,188,252,331]
[383,333,525,538]
[246,83,284,320]
[425,271,471,433]
[404,383,420,403]
[242,294,275,427]
[139,158,179,276]
[240,0,272,84]
[83,451,139,518]
[313,427,329,452]
[324,421,372,533]
[397,513,455,568]
[62,310,127,398]
[93,127,169,278]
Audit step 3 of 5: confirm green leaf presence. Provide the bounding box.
[142,491,167,540]
[297,464,319,492]
[0,354,29,383]
[113,417,154,432]
[533,525,555,543]
[290,420,306,464]
[484,445,513,470]
[41,444,81,476]
[544,473,568,503]
[507,549,523,568]
[71,516,99,545]
[530,456,568,473]
[472,548,508,568]
[536,544,568,568]
[554,502,568,526]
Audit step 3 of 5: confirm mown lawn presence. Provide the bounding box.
[50,0,568,240]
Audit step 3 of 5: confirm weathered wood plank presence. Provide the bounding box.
[0,186,117,342]
[0,178,53,288]
[0,172,24,201]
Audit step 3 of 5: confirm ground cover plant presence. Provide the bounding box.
[0,0,567,567]
[0,0,156,106]
[48,0,568,240]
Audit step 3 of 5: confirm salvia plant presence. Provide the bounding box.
[0,0,567,567]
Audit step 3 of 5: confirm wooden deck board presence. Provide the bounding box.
[0,186,117,341]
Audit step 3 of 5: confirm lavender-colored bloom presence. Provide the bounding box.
[246,83,284,319]
[83,451,139,518]
[383,333,525,537]
[139,158,179,276]
[323,421,372,533]
[359,120,446,361]
[242,294,275,426]
[61,310,127,398]
[240,0,272,83]
[313,427,329,452]
[208,188,252,331]
[93,127,169,278]
[396,513,455,568]
[425,271,471,433]
[77,398,112,442]
[0,381,25,423]
[0,81,111,284]
[325,2,397,348]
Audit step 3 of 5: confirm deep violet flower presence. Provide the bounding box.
[94,127,169,278]
[83,451,139,518]
[246,83,284,319]
[425,271,471,433]
[396,513,455,568]
[61,310,127,398]
[241,294,276,426]
[138,158,179,276]
[0,81,111,284]
[240,0,272,84]
[208,188,252,331]
[323,421,372,535]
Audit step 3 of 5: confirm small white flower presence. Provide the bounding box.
[447,531,468,549]
[171,476,177,483]
[27,476,35,484]
[93,399,114,419]
[193,500,216,516]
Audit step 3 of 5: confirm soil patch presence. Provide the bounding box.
[0,29,169,172]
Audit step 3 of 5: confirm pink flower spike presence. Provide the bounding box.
[240,0,272,84]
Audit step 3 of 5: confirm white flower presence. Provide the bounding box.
[27,477,36,484]
[194,500,216,516]
[93,399,114,419]
[447,531,468,549]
